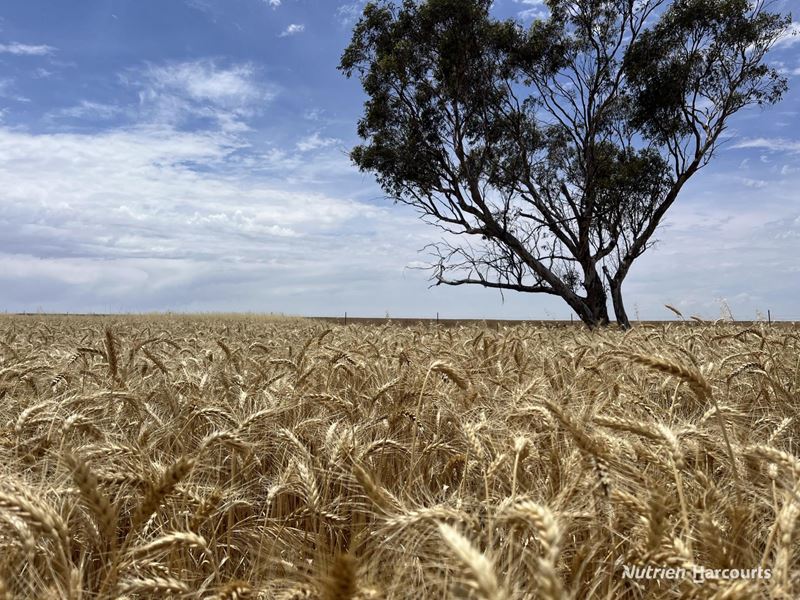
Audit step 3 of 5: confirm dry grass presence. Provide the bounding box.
[0,315,798,598]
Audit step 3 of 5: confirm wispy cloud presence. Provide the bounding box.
[0,42,55,56]
[137,61,263,106]
[55,100,126,121]
[0,125,425,313]
[0,77,30,103]
[0,125,372,244]
[336,2,365,26]
[514,0,547,20]
[266,0,281,7]
[733,137,800,152]
[279,24,305,37]
[122,60,275,130]
[303,108,324,121]
[736,176,769,189]
[296,132,340,152]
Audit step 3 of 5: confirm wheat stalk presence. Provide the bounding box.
[438,523,507,600]
[64,453,117,548]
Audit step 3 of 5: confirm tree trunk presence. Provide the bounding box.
[603,266,631,329]
[585,290,611,328]
[565,267,610,328]
[609,279,631,329]
[580,262,611,328]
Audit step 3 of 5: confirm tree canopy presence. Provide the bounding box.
[340,0,790,327]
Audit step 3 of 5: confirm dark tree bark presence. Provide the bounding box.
[604,266,630,329]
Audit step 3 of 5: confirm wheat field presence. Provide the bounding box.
[0,315,797,599]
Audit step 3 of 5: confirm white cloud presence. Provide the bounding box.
[0,42,55,56]
[279,24,305,37]
[296,132,340,152]
[184,0,219,17]
[514,0,547,19]
[138,60,263,106]
[267,0,281,6]
[0,125,431,313]
[304,108,324,121]
[736,176,769,189]
[55,100,126,121]
[733,137,800,152]
[122,60,275,130]
[780,164,800,175]
[336,2,365,26]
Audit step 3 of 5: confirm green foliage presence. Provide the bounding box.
[341,0,523,198]
[624,0,789,142]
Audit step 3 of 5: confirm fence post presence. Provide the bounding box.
[768,309,771,325]
[344,312,347,326]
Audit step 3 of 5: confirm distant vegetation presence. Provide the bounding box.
[0,316,798,598]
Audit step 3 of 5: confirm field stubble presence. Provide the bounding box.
[0,315,798,599]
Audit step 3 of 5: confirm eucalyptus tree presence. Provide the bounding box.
[340,0,789,327]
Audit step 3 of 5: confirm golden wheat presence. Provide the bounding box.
[0,315,796,598]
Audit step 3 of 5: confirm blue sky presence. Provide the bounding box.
[0,0,799,320]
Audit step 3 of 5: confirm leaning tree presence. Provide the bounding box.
[339,0,790,328]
